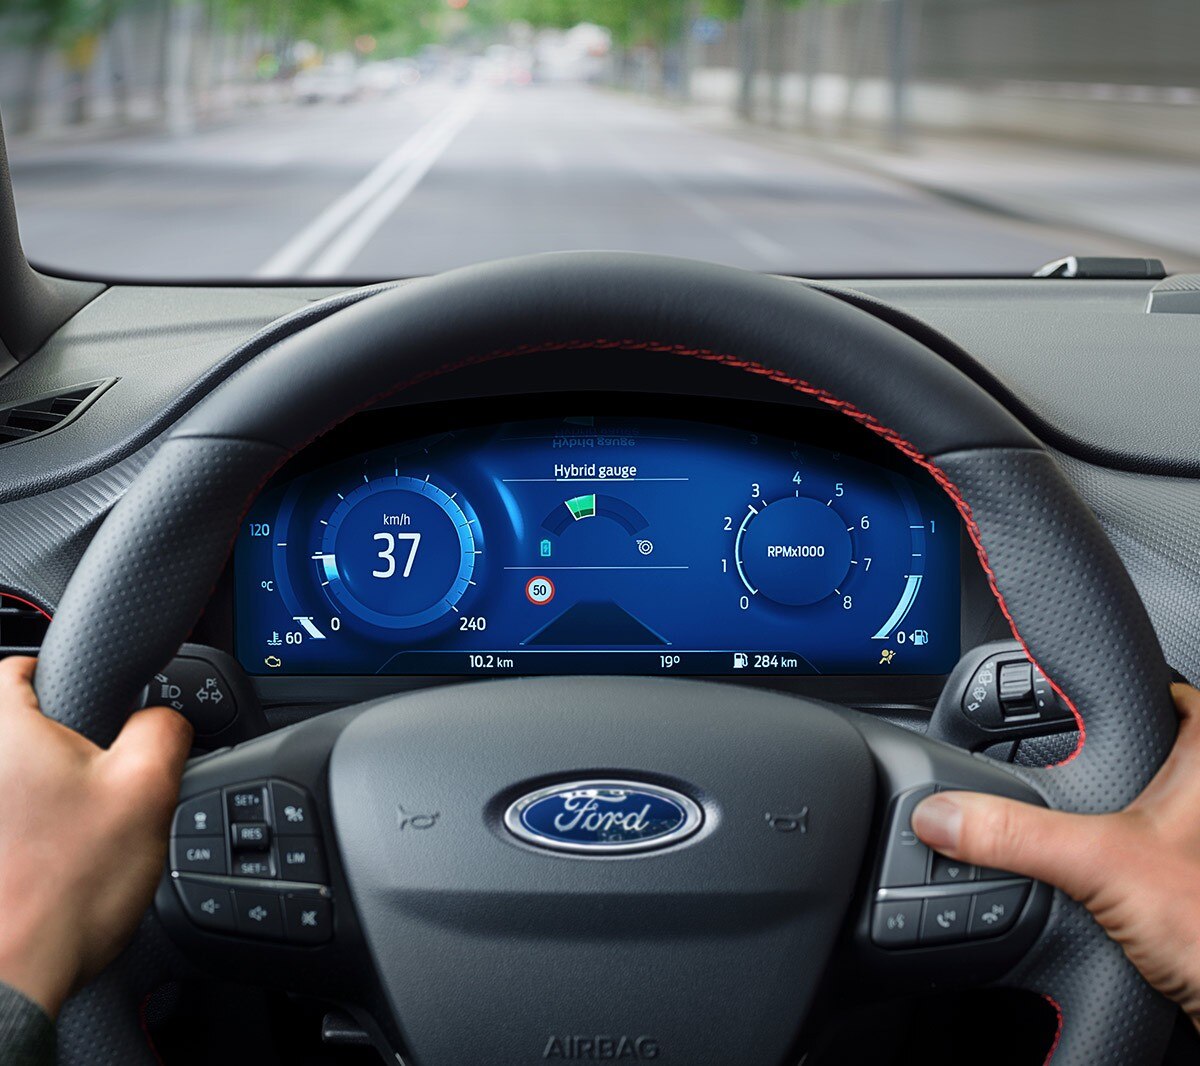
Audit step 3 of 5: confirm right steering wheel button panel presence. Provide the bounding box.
[872,784,1033,948]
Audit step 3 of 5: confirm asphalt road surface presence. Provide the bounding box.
[6,79,1171,280]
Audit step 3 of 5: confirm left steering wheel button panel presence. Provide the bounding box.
[174,878,235,933]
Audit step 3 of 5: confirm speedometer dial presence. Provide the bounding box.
[318,475,480,630]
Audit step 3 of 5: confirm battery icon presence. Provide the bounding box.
[540,538,552,557]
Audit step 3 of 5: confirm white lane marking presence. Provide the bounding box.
[255,91,483,278]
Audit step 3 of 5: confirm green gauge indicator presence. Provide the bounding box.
[543,495,648,537]
[566,494,597,520]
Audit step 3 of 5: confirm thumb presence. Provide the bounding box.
[912,791,1111,903]
[105,705,194,812]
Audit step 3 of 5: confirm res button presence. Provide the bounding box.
[232,822,270,850]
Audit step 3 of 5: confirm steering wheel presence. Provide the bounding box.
[33,254,1177,1066]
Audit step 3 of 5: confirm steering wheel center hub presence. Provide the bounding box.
[328,677,875,1065]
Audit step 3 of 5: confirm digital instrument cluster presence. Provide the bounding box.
[234,414,961,677]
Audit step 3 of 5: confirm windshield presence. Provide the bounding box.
[2,1,1198,280]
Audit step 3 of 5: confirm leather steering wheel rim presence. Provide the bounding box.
[34,252,1177,1065]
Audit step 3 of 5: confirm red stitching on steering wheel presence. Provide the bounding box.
[1041,994,1065,1064]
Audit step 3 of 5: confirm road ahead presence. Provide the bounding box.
[7,80,1174,279]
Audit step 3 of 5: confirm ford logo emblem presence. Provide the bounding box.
[503,779,703,855]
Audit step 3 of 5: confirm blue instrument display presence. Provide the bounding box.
[234,414,961,676]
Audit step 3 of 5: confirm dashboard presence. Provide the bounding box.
[234,403,961,679]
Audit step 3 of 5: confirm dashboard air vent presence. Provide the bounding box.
[0,593,51,658]
[0,379,114,448]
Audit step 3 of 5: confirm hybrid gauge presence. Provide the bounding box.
[234,414,961,677]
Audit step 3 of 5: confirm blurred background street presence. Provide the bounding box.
[1,0,1198,279]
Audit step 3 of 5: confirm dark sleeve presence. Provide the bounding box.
[0,982,55,1066]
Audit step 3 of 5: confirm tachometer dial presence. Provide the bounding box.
[316,475,480,630]
[726,464,939,655]
[735,495,853,606]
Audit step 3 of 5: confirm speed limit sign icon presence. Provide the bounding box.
[525,576,555,605]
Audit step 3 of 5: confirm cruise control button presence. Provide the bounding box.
[284,894,333,944]
[871,900,921,948]
[232,822,270,850]
[930,855,976,885]
[233,889,285,938]
[271,781,315,832]
[172,792,223,838]
[170,836,227,875]
[227,784,267,821]
[878,786,934,887]
[278,837,327,883]
[920,895,970,943]
[175,878,235,932]
[232,851,276,878]
[969,883,1030,938]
